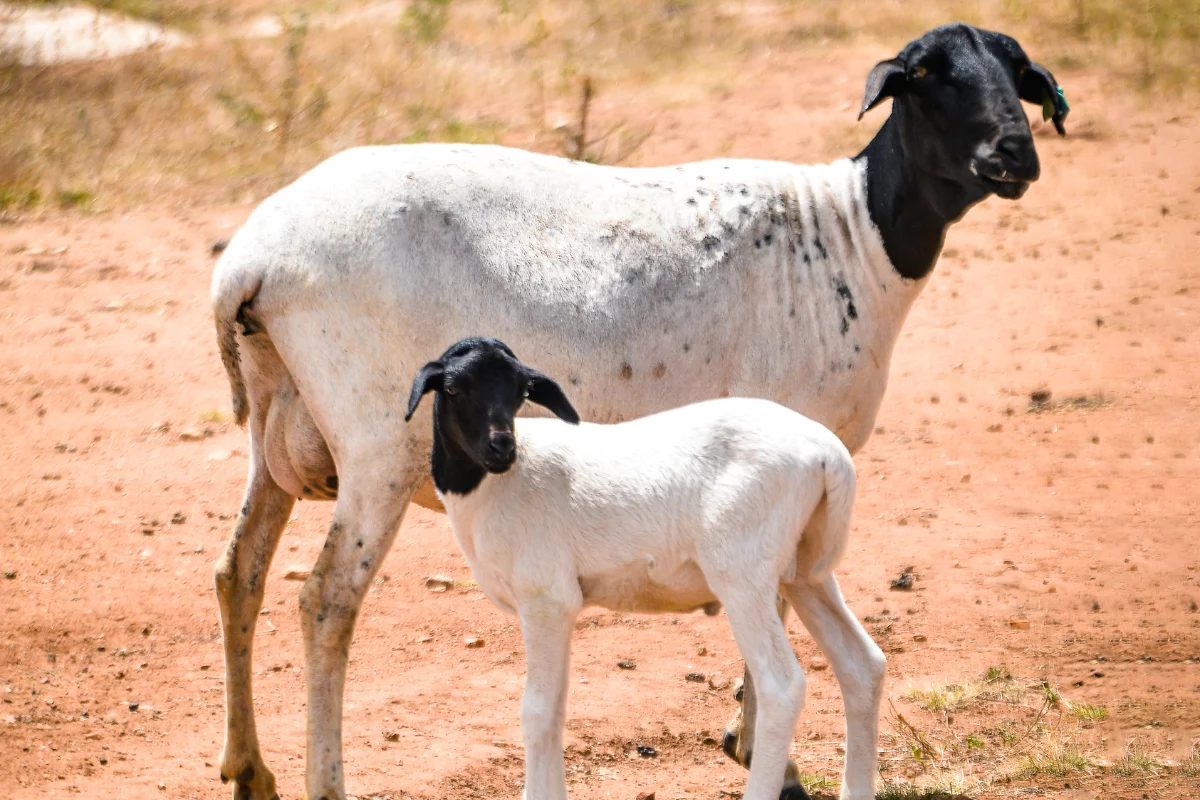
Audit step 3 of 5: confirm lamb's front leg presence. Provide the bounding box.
[517,586,582,800]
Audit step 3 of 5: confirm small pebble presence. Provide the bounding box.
[890,569,914,591]
[617,659,637,670]
[707,675,730,691]
[425,575,454,592]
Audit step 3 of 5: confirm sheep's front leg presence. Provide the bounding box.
[723,598,810,800]
[517,587,582,800]
[300,477,416,800]
[215,461,295,800]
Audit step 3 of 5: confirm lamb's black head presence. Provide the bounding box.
[860,23,1068,202]
[405,337,579,480]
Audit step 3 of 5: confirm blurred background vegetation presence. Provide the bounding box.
[0,0,1196,212]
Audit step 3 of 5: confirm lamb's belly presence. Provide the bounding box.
[579,559,716,614]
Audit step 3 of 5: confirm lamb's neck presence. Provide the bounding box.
[430,406,486,497]
[855,110,988,281]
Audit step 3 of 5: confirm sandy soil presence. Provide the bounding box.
[1,42,1198,800]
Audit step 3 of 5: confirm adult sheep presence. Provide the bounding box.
[211,22,1068,800]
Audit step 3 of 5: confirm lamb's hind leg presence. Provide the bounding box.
[723,598,810,800]
[715,588,807,800]
[215,453,295,800]
[783,575,885,800]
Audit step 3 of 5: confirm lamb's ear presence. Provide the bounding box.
[405,360,444,421]
[1019,61,1069,136]
[859,58,906,120]
[525,368,580,424]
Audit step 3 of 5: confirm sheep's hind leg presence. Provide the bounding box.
[301,470,419,800]
[215,456,295,800]
[722,597,811,800]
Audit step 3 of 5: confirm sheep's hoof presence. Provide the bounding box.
[219,761,279,800]
[721,730,740,762]
[779,784,812,800]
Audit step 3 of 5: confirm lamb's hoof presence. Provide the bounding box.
[779,784,812,800]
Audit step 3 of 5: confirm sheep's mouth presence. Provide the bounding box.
[979,172,1030,199]
[972,163,1033,199]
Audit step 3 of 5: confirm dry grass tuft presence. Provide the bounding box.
[3,0,1197,212]
[883,667,1200,794]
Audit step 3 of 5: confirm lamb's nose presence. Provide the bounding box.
[488,431,515,462]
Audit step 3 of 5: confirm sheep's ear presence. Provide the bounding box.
[405,360,444,421]
[859,58,906,120]
[525,368,580,425]
[1019,62,1068,136]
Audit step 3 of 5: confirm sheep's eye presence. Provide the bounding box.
[445,386,458,397]
[910,65,928,80]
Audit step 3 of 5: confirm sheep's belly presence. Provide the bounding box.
[578,558,716,614]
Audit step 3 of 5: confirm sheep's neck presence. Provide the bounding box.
[430,402,487,496]
[857,111,987,281]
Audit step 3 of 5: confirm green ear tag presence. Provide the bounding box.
[1042,85,1068,121]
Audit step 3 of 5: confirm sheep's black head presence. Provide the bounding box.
[406,337,579,481]
[860,23,1068,202]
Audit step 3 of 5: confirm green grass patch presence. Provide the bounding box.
[1014,741,1093,778]
[1111,749,1165,777]
[1071,703,1109,722]
[797,772,836,794]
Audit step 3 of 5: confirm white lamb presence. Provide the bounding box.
[405,336,885,800]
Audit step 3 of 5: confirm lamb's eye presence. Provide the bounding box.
[910,65,928,79]
[522,383,531,398]
[445,386,458,396]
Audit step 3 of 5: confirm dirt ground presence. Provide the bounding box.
[1,38,1198,800]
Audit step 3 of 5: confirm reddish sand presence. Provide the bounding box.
[1,46,1197,799]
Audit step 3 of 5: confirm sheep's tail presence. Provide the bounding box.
[802,448,857,583]
[211,252,263,428]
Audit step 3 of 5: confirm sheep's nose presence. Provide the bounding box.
[991,132,1040,182]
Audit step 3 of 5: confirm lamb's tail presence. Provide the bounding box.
[803,448,858,583]
[210,252,263,428]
